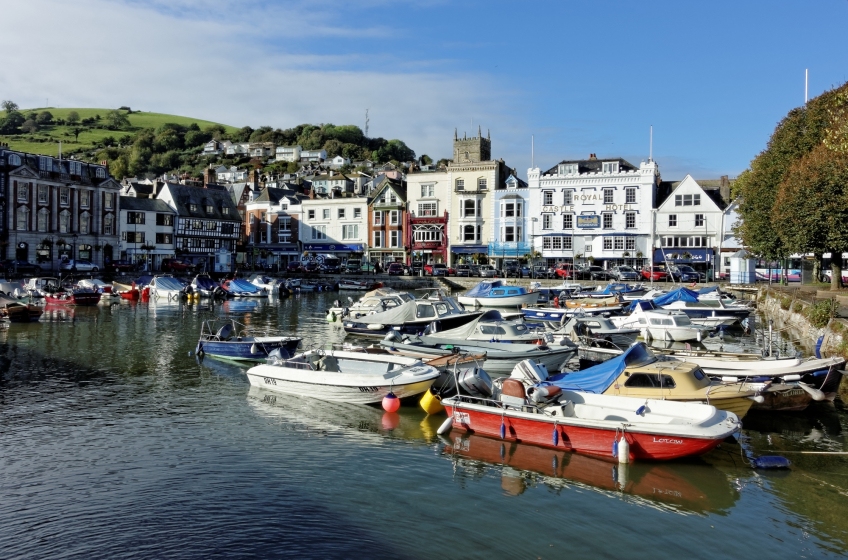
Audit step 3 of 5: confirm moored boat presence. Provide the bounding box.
[196,319,302,362]
[112,281,140,301]
[457,280,538,308]
[343,297,482,337]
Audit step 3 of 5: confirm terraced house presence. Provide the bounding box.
[368,176,407,266]
[0,146,121,270]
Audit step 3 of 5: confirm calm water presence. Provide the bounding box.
[1,294,848,559]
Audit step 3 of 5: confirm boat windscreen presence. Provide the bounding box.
[623,342,657,367]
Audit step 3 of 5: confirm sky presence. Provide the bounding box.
[1,0,847,181]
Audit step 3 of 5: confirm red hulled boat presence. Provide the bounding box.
[44,289,101,306]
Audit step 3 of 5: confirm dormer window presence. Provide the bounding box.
[205,205,213,213]
[189,204,198,212]
[602,162,619,174]
[222,207,229,215]
[8,154,21,166]
[559,164,578,175]
[95,168,106,178]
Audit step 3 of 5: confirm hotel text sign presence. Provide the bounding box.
[576,215,600,228]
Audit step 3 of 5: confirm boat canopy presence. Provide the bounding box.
[427,309,507,339]
[152,276,185,291]
[193,275,218,290]
[550,343,657,393]
[464,280,507,298]
[353,298,464,324]
[229,279,261,293]
[651,287,700,307]
[597,283,639,295]
[697,286,719,295]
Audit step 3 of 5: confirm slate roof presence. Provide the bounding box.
[543,157,638,175]
[370,176,407,203]
[657,177,735,210]
[163,182,241,221]
[120,196,174,213]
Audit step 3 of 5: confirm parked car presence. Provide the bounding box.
[319,260,342,274]
[669,265,701,282]
[609,265,640,281]
[574,265,614,281]
[61,259,100,273]
[640,265,669,282]
[161,258,193,273]
[387,263,405,276]
[1,259,44,276]
[553,263,574,280]
[303,261,320,274]
[478,265,499,278]
[425,263,449,276]
[520,265,532,277]
[360,261,376,273]
[286,261,303,273]
[107,259,136,274]
[503,259,522,278]
[468,264,481,277]
[345,259,362,274]
[455,264,473,277]
[532,265,555,279]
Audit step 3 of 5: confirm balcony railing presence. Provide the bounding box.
[488,241,532,255]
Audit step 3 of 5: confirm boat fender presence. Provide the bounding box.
[798,383,826,401]
[250,343,259,355]
[749,395,765,404]
[617,437,630,464]
[751,456,791,469]
[552,422,559,446]
[635,405,647,416]
[436,416,453,435]
[499,419,506,440]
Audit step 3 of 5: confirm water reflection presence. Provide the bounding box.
[442,433,738,515]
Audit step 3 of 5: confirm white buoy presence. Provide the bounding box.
[436,416,454,435]
[617,437,630,464]
[616,463,629,489]
[797,383,826,401]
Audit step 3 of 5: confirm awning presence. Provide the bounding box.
[302,243,365,252]
[653,248,714,263]
[451,245,489,254]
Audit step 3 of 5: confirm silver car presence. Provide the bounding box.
[610,265,639,281]
[478,265,499,278]
[60,259,100,273]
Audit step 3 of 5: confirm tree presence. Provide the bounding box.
[1,100,18,113]
[419,154,433,166]
[36,111,53,125]
[105,110,131,130]
[736,81,848,290]
[0,110,25,134]
[20,119,39,133]
[66,111,80,125]
[71,127,83,142]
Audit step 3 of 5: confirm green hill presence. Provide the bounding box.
[2,108,237,157]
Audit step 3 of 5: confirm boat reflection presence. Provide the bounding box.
[442,433,738,514]
[222,299,262,313]
[246,386,446,444]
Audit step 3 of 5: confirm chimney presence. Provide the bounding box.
[720,175,731,203]
[588,153,597,161]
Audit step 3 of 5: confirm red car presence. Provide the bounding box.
[641,265,669,282]
[553,263,574,279]
[161,258,193,273]
[108,259,136,274]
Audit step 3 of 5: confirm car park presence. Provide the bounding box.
[61,259,100,273]
[533,265,555,279]
[640,265,669,282]
[669,265,701,282]
[609,265,640,281]
[425,263,449,276]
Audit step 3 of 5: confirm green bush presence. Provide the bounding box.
[793,301,804,313]
[780,296,791,310]
[804,300,833,329]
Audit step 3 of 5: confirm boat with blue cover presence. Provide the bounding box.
[222,278,269,297]
[457,280,539,307]
[196,319,302,362]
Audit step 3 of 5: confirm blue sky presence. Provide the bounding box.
[2,0,847,180]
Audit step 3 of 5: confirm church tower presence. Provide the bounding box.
[452,126,491,164]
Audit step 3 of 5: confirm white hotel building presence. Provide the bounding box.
[527,155,660,269]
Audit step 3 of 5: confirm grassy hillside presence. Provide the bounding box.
[3,108,238,157]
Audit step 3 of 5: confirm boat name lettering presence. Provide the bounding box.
[652,437,683,444]
[652,488,683,498]
[452,411,470,425]
[358,386,379,393]
[263,377,277,386]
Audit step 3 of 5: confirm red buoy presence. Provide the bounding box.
[382,392,400,412]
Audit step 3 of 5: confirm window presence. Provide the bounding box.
[455,178,464,191]
[695,214,704,227]
[338,208,346,219]
[342,224,359,239]
[503,226,522,242]
[674,194,701,206]
[37,185,48,204]
[127,212,145,224]
[373,231,384,247]
[40,156,52,171]
[614,237,625,250]
[559,164,578,175]
[389,210,399,225]
[189,203,197,212]
[69,161,82,176]
[322,209,330,219]
[543,237,551,250]
[308,209,315,220]
[624,373,676,388]
[374,211,383,226]
[463,199,479,218]
[421,184,435,197]
[388,192,397,204]
[205,205,213,213]
[668,214,677,227]
[564,190,573,205]
[625,187,636,204]
[95,168,106,179]
[602,213,613,229]
[156,213,174,226]
[462,225,479,242]
[543,191,553,205]
[477,177,487,190]
[8,154,21,166]
[80,213,91,235]
[626,237,636,251]
[625,212,636,229]
[602,161,619,174]
[354,208,362,219]
[542,214,552,230]
[222,207,229,215]
[390,230,400,247]
[103,214,114,235]
[37,208,49,232]
[105,193,114,210]
[563,213,573,229]
[603,189,614,204]
[221,223,234,235]
[205,221,216,230]
[123,231,145,243]
[80,190,90,208]
[502,202,522,218]
[59,210,70,233]
[413,228,443,243]
[312,225,327,240]
[418,202,437,217]
[17,182,28,202]
[603,237,613,250]
[60,187,70,206]
[156,233,173,244]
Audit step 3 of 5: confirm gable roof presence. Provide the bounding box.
[161,182,241,221]
[120,196,173,213]
[369,176,407,204]
[543,157,638,175]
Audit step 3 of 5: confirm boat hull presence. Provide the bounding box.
[457,292,539,308]
[245,372,436,404]
[44,293,101,306]
[199,338,302,362]
[443,401,731,461]
[343,312,483,337]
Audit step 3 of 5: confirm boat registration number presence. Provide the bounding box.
[358,386,379,393]
[263,377,277,386]
[452,411,470,425]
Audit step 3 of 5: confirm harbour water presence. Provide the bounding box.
[2,293,848,558]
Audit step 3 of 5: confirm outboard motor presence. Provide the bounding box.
[266,348,285,365]
[510,359,549,384]
[457,367,494,397]
[383,330,404,344]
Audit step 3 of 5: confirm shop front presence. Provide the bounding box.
[450,245,489,266]
[409,217,447,265]
[653,248,715,278]
[302,243,365,266]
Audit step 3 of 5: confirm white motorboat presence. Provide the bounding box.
[557,315,641,348]
[148,275,187,300]
[246,348,441,404]
[328,287,415,319]
[247,273,285,295]
[612,301,713,342]
[457,280,539,307]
